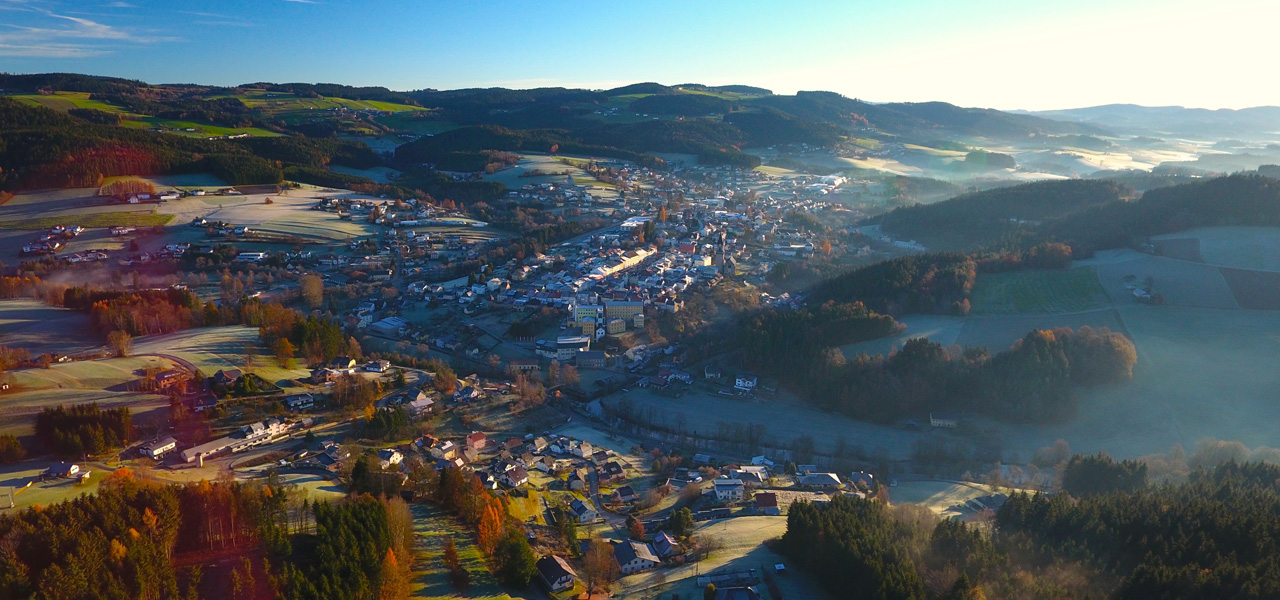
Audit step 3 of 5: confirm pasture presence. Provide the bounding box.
[1088,250,1239,309]
[410,503,525,600]
[1155,226,1280,272]
[131,326,314,386]
[10,92,129,114]
[0,459,119,511]
[969,267,1111,315]
[0,212,173,230]
[619,516,831,600]
[0,300,97,355]
[889,480,1006,520]
[1000,304,1280,460]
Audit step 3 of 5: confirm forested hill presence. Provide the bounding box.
[877,179,1131,251]
[782,458,1280,600]
[878,173,1280,254]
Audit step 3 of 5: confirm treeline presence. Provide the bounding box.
[765,326,1135,424]
[877,179,1129,252]
[998,460,1280,599]
[879,174,1280,257]
[738,300,902,376]
[810,253,977,316]
[276,495,413,600]
[34,403,132,457]
[779,496,927,600]
[82,287,204,336]
[395,124,660,172]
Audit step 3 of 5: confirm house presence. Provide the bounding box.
[462,446,479,463]
[567,468,589,491]
[504,437,525,452]
[704,365,722,380]
[534,455,556,473]
[431,440,459,460]
[466,431,487,450]
[364,359,392,373]
[652,531,678,558]
[602,461,625,483]
[734,373,757,393]
[614,485,638,503]
[798,472,842,489]
[536,555,577,592]
[211,369,242,386]
[405,394,435,418]
[527,437,549,454]
[153,369,189,391]
[378,448,404,469]
[310,368,339,384]
[929,412,960,428]
[795,464,818,475]
[138,437,177,459]
[730,466,769,486]
[591,449,609,464]
[330,356,357,370]
[316,442,350,471]
[282,393,315,411]
[572,441,593,458]
[754,492,781,515]
[509,358,540,372]
[713,478,745,502]
[613,539,659,575]
[501,465,530,488]
[849,471,875,489]
[43,461,79,478]
[569,498,597,523]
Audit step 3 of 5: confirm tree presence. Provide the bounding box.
[627,515,646,540]
[704,583,717,600]
[0,434,25,463]
[273,337,296,368]
[478,502,504,555]
[300,273,324,309]
[432,366,458,396]
[379,549,409,600]
[443,538,469,589]
[581,539,619,594]
[494,530,538,588]
[561,364,580,389]
[667,507,694,538]
[547,360,560,386]
[107,330,132,357]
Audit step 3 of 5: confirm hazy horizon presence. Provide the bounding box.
[1,0,1275,111]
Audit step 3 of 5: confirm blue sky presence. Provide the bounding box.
[1,0,1274,110]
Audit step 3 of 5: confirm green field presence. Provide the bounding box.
[120,117,280,138]
[10,92,130,114]
[970,267,1111,315]
[0,212,174,230]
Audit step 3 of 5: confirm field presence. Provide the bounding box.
[10,92,129,114]
[119,117,280,138]
[0,212,173,230]
[131,326,314,387]
[999,304,1280,459]
[955,309,1127,351]
[411,503,525,600]
[0,458,120,511]
[1155,226,1280,272]
[0,300,97,355]
[969,267,1111,315]
[1088,250,1239,309]
[889,480,1006,520]
[619,516,831,600]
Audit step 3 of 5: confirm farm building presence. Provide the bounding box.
[138,437,177,459]
[714,478,745,502]
[613,539,659,575]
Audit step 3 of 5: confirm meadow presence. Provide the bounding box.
[411,503,525,600]
[0,300,97,355]
[969,267,1111,315]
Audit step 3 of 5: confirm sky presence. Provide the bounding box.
[0,0,1275,111]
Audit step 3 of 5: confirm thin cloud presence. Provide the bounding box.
[0,7,171,57]
[281,0,318,3]
[106,2,135,7]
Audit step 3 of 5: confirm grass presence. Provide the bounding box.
[411,503,524,599]
[890,480,1006,519]
[0,212,174,230]
[10,92,131,114]
[969,267,1111,315]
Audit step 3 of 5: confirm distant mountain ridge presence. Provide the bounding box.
[1026,104,1280,138]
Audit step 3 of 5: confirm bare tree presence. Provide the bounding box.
[581,538,620,594]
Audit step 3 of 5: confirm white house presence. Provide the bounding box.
[378,448,404,469]
[613,540,660,575]
[713,478,745,502]
[734,373,758,393]
[536,555,577,592]
[138,437,177,459]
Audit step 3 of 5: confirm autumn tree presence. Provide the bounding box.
[581,538,620,594]
[443,538,469,589]
[274,337,296,368]
[300,273,324,309]
[107,330,132,357]
[379,549,409,600]
[478,501,504,555]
